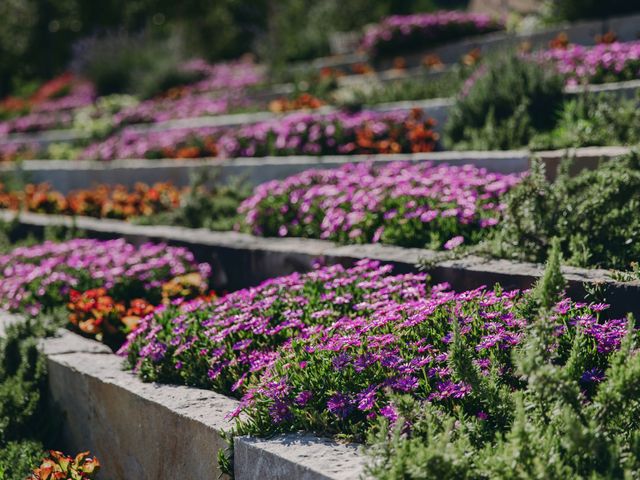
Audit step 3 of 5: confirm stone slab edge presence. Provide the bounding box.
[2,210,638,318]
[0,311,368,480]
[3,70,639,150]
[1,145,632,193]
[234,435,369,480]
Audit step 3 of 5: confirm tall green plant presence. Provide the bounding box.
[366,257,640,479]
[445,55,565,150]
[487,152,640,271]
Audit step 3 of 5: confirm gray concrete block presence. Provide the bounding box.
[3,210,639,319]
[234,435,368,480]
[1,149,531,193]
[44,337,239,480]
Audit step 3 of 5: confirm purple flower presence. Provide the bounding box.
[581,368,605,383]
[295,390,313,406]
[327,392,354,419]
[444,236,464,250]
[268,399,293,424]
[380,404,398,423]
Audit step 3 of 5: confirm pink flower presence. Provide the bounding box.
[444,236,464,250]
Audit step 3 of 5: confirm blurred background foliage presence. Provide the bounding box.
[0,0,468,97]
[0,0,636,97]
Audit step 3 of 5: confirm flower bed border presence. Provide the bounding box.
[0,145,629,194]
[2,210,638,318]
[373,12,640,69]
[1,69,638,156]
[0,311,366,480]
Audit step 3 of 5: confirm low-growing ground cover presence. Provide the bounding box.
[541,40,640,86]
[0,238,210,347]
[0,182,181,220]
[239,161,521,250]
[360,11,504,60]
[120,246,640,478]
[81,109,439,161]
[0,173,248,230]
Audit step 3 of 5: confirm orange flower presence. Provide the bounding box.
[549,32,569,50]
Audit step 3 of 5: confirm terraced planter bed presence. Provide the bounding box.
[0,146,630,194]
[371,12,640,69]
[3,238,639,479]
[2,211,638,319]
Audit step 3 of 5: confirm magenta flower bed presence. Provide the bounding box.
[0,238,210,316]
[0,111,75,136]
[179,59,264,94]
[239,161,521,249]
[81,109,438,161]
[541,41,640,85]
[112,95,236,127]
[121,259,628,439]
[111,60,263,127]
[31,80,96,113]
[360,11,504,58]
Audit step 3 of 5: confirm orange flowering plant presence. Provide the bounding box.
[67,272,211,348]
[0,181,183,220]
[29,451,100,480]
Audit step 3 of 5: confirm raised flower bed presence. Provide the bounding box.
[81,109,439,161]
[118,254,639,478]
[360,11,504,60]
[239,161,521,249]
[0,181,183,220]
[0,238,210,347]
[541,40,640,86]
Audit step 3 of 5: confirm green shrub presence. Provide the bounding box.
[547,0,640,21]
[74,32,200,99]
[530,93,640,150]
[0,440,44,480]
[487,152,640,271]
[73,94,139,139]
[337,69,467,107]
[366,248,640,479]
[132,169,249,231]
[445,55,565,150]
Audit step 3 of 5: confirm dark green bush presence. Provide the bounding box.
[487,152,640,271]
[133,170,249,231]
[74,31,201,98]
[367,247,640,479]
[530,93,640,150]
[444,55,565,150]
[0,440,44,480]
[548,0,640,21]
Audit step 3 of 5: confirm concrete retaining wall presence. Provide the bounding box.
[374,12,640,68]
[1,145,630,193]
[3,210,639,318]
[0,311,367,480]
[2,149,528,192]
